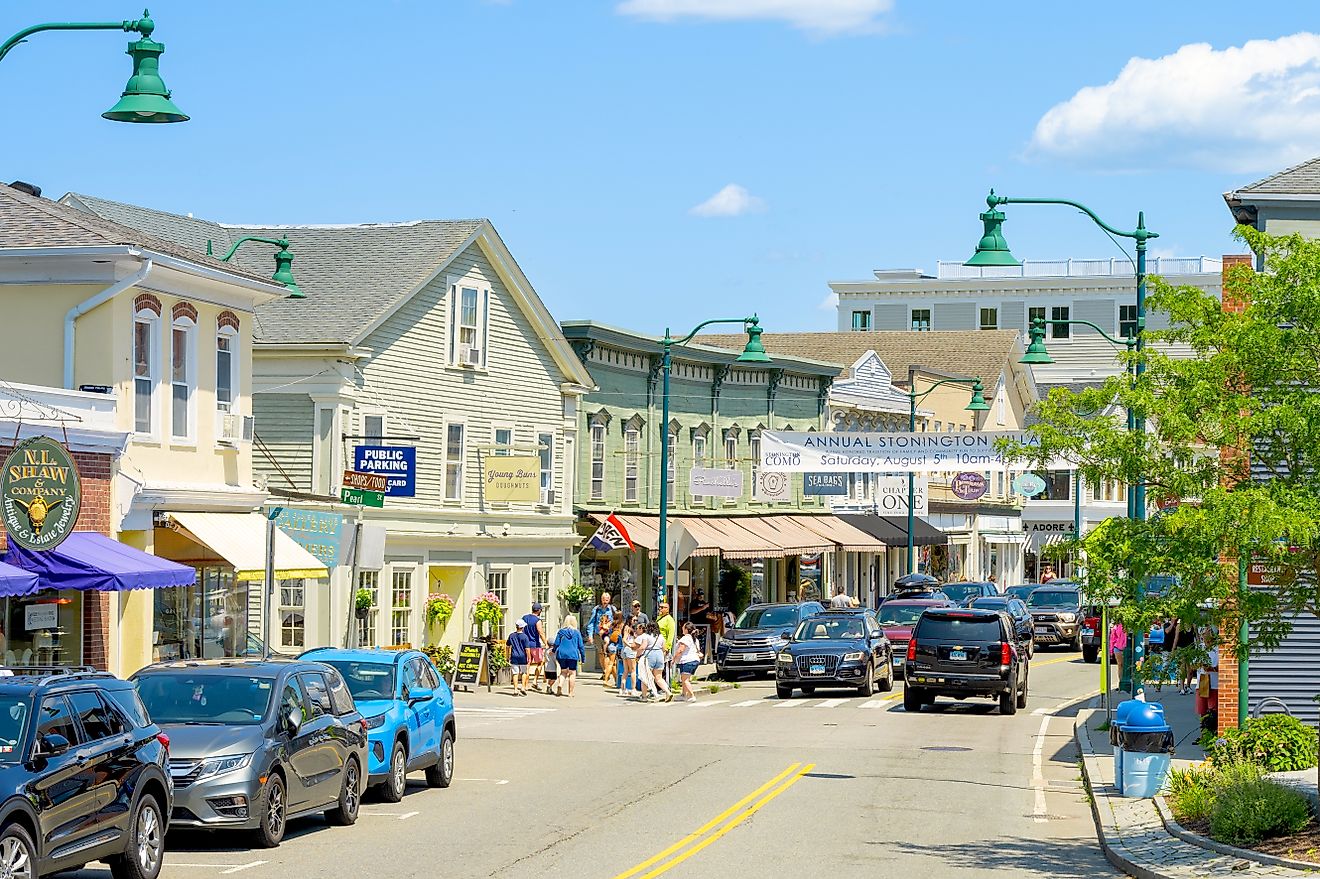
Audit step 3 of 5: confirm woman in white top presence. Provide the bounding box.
[672,622,701,702]
[635,622,671,702]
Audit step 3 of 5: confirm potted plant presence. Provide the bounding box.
[422,644,455,685]
[425,593,454,629]
[354,588,372,620]
[487,641,512,685]
[471,591,503,638]
[557,581,593,613]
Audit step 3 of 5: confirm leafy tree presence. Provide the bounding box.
[1008,228,1320,651]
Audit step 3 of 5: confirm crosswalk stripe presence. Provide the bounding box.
[731,699,765,708]
[813,699,847,709]
[858,699,885,709]
[773,700,807,708]
[689,699,728,708]
[454,706,556,716]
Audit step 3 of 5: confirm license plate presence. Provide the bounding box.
[809,664,826,675]
[1035,627,1051,634]
[892,657,903,665]
[949,649,967,661]
[1081,628,1094,636]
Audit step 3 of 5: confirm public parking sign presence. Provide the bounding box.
[354,445,416,497]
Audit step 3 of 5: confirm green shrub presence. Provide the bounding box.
[1207,715,1319,772]
[1209,778,1312,846]
[1168,765,1218,822]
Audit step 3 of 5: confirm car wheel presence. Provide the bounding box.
[0,820,37,879]
[903,686,923,712]
[801,685,816,695]
[775,684,793,699]
[326,757,361,825]
[252,774,286,848]
[857,664,875,697]
[1070,634,1082,652]
[1016,670,1029,709]
[879,661,894,693]
[380,741,407,803]
[1082,645,1099,664]
[424,729,454,789]
[999,687,1018,715]
[109,794,164,879]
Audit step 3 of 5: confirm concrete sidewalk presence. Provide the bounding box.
[1076,695,1318,878]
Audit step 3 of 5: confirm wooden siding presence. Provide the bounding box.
[252,393,313,491]
[1073,298,1116,336]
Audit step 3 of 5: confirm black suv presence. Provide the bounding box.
[970,595,1036,659]
[0,667,171,879]
[715,602,824,678]
[903,608,1029,715]
[775,608,894,698]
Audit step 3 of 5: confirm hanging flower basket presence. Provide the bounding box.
[471,591,503,636]
[425,593,455,628]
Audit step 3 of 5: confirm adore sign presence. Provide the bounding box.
[761,431,1048,474]
[1,437,81,551]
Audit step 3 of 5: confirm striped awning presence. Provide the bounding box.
[789,515,889,553]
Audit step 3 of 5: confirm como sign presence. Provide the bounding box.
[1,437,82,551]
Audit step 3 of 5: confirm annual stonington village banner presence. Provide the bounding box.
[759,431,1061,474]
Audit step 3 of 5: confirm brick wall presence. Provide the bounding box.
[0,444,113,670]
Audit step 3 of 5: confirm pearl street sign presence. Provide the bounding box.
[1,436,82,551]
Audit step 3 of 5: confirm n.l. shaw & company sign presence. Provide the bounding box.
[1,437,82,551]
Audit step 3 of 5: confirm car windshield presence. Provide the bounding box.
[136,674,276,725]
[0,696,29,757]
[1028,591,1079,608]
[918,616,1002,641]
[877,605,927,626]
[971,598,1008,611]
[1005,586,1037,600]
[735,606,800,629]
[794,618,867,641]
[939,584,982,602]
[323,661,395,700]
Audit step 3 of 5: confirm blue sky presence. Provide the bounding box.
[5,1,1317,333]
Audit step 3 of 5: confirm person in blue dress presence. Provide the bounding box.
[549,615,585,697]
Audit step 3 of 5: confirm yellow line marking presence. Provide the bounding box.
[634,764,815,879]
[1032,655,1081,668]
[609,763,802,879]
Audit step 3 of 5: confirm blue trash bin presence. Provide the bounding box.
[1111,700,1141,790]
[1120,704,1174,798]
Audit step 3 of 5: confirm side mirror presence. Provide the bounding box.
[408,687,434,704]
[37,732,70,757]
[780,630,793,640]
[285,708,302,735]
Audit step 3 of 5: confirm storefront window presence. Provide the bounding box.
[390,570,412,647]
[1,594,83,667]
[798,555,823,601]
[280,581,305,649]
[358,571,379,648]
[154,567,249,661]
[1039,470,1073,501]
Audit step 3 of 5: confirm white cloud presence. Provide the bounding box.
[1030,33,1320,173]
[818,291,839,311]
[690,183,766,217]
[617,0,893,35]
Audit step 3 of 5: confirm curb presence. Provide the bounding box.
[1153,796,1320,873]
[1075,709,1166,879]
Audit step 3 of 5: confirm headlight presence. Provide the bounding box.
[842,652,865,662]
[194,753,252,782]
[364,713,387,730]
[1058,613,1076,623]
[772,637,789,647]
[777,652,793,664]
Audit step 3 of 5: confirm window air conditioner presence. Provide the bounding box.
[463,346,482,366]
[220,413,254,445]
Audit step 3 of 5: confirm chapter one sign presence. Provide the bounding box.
[873,475,928,515]
[1,437,81,551]
[760,431,1045,474]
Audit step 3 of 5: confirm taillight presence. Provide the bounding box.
[906,639,917,662]
[1000,642,1012,665]
[156,731,170,753]
[358,718,368,735]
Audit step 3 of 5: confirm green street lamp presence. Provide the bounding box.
[900,368,990,575]
[0,10,188,123]
[212,236,305,298]
[657,317,770,612]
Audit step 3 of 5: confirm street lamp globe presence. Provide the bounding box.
[965,380,992,412]
[735,318,772,363]
[964,190,1019,268]
[101,13,188,123]
[271,243,305,299]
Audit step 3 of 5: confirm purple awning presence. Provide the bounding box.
[0,561,38,598]
[4,532,196,594]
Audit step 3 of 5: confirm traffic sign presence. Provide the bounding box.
[342,469,388,493]
[340,487,384,508]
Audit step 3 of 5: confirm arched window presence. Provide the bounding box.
[216,325,238,416]
[589,411,610,501]
[691,424,711,504]
[133,306,159,435]
[170,313,197,440]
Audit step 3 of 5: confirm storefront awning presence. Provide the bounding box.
[1028,531,1071,553]
[169,512,329,582]
[4,532,196,594]
[736,516,834,556]
[837,513,948,548]
[0,560,40,597]
[982,532,1027,545]
[789,515,889,553]
[696,518,787,560]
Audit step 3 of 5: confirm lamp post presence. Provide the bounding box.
[900,368,991,574]
[212,236,305,298]
[656,317,770,613]
[1,9,189,123]
[967,190,1157,522]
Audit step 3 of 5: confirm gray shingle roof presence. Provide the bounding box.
[695,330,1022,385]
[63,192,485,344]
[0,184,275,286]
[1233,155,1320,196]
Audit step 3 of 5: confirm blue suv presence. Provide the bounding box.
[300,648,455,801]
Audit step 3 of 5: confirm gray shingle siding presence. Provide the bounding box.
[252,393,314,491]
[933,302,975,331]
[1073,298,1116,336]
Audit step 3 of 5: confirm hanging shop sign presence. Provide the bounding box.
[760,430,1054,474]
[1012,472,1047,498]
[1,436,82,551]
[275,509,344,569]
[874,475,928,515]
[689,467,743,499]
[803,472,848,496]
[353,445,417,497]
[951,472,988,501]
[483,455,541,503]
[752,470,791,503]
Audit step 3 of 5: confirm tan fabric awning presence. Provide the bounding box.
[737,516,835,556]
[664,518,724,559]
[698,518,787,560]
[169,512,329,582]
[790,515,888,553]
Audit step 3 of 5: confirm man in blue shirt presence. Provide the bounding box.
[507,619,532,696]
[586,591,616,679]
[523,603,547,692]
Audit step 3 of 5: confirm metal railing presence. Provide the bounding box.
[936,256,1221,281]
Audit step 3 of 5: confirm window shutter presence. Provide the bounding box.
[481,288,491,368]
[448,285,457,365]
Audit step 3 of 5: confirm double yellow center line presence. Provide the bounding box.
[611,762,814,879]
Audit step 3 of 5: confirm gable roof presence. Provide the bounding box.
[1230,155,1320,197]
[695,330,1023,386]
[0,184,278,288]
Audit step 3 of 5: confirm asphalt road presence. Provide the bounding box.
[79,650,1118,879]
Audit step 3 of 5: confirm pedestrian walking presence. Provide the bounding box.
[601,614,622,689]
[549,615,585,697]
[618,614,641,698]
[1109,620,1127,686]
[829,587,850,609]
[639,622,671,702]
[1040,564,1056,583]
[523,602,547,692]
[630,599,651,626]
[1174,619,1196,694]
[672,622,701,702]
[506,620,532,695]
[1195,629,1220,721]
[657,601,676,652]
[585,591,616,679]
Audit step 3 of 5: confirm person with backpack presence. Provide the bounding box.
[549,615,585,697]
[522,602,547,692]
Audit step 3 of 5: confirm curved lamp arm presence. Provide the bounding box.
[665,315,759,347]
[987,193,1159,245]
[1029,317,1139,352]
[0,14,151,64]
[218,236,303,298]
[908,374,982,404]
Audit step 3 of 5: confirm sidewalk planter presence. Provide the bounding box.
[1121,704,1175,798]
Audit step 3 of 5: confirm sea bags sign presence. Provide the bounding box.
[760,431,1043,474]
[1,437,81,551]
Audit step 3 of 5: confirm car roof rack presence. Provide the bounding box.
[0,666,117,686]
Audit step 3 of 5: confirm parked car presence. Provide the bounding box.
[0,667,171,879]
[1026,586,1084,651]
[903,608,1029,715]
[970,595,1035,658]
[775,608,894,698]
[132,658,368,848]
[1003,584,1039,602]
[880,573,950,605]
[300,648,455,801]
[938,581,1000,606]
[715,602,825,678]
[875,598,955,677]
[1080,604,1104,663]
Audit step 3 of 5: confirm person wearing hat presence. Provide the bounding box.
[630,599,651,627]
[522,602,548,692]
[506,618,532,696]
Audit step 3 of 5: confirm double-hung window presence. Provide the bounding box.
[725,432,737,469]
[1119,304,1138,339]
[364,414,385,443]
[171,317,196,440]
[449,280,489,367]
[1028,306,1046,331]
[749,433,761,498]
[444,423,465,502]
[538,431,554,504]
[494,426,513,456]
[666,428,677,497]
[215,329,237,415]
[691,432,708,503]
[1050,306,1070,338]
[623,426,640,503]
[590,423,606,501]
[851,310,871,331]
[390,570,413,646]
[979,307,998,330]
[531,568,550,610]
[911,308,931,331]
[280,581,305,648]
[133,311,157,434]
[358,571,379,647]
